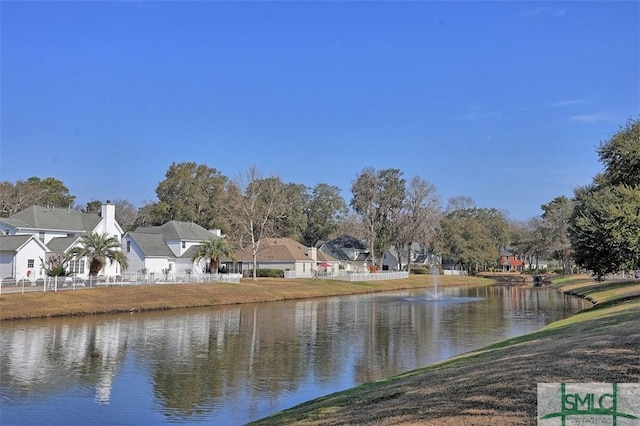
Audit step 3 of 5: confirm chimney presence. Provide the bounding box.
[307,247,317,261]
[101,201,116,230]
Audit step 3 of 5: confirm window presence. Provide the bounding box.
[39,231,45,242]
[27,259,34,268]
[68,259,85,274]
[182,241,186,249]
[126,241,131,253]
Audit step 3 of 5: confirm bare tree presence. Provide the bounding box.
[0,178,75,217]
[0,181,33,217]
[510,217,548,271]
[445,195,476,213]
[225,166,287,280]
[114,199,138,233]
[332,211,366,240]
[389,176,442,271]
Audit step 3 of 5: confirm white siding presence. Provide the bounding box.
[14,239,47,281]
[122,237,146,275]
[166,240,201,257]
[174,258,197,275]
[93,203,122,237]
[89,203,125,278]
[144,258,170,276]
[18,229,78,245]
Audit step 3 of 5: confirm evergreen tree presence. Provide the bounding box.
[570,117,640,278]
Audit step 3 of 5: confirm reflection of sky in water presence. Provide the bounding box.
[0,286,589,425]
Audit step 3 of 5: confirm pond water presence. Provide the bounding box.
[0,285,589,425]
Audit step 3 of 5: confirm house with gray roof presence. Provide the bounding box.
[122,221,223,279]
[0,202,124,282]
[316,235,372,273]
[123,224,340,279]
[317,235,425,272]
[0,234,49,283]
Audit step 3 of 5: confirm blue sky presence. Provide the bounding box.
[2,1,638,221]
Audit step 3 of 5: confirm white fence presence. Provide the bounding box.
[443,270,468,276]
[284,271,409,281]
[0,273,242,295]
[1,270,412,295]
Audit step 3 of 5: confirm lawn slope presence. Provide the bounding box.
[0,275,491,321]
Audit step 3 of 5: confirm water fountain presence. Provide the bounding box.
[398,265,484,304]
[425,264,443,300]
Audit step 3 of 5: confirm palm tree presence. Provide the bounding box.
[67,232,129,276]
[192,238,233,274]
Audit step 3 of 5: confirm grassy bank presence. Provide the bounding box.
[0,274,492,321]
[251,276,640,425]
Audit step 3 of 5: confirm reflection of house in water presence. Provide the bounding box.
[214,310,241,349]
[294,301,319,346]
[141,313,213,360]
[135,310,242,357]
[6,327,50,386]
[2,320,128,403]
[59,324,91,368]
[94,322,127,404]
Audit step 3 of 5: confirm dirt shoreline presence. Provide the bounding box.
[0,275,492,321]
[250,277,640,425]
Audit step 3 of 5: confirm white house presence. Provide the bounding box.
[122,221,222,279]
[0,201,124,281]
[0,235,49,282]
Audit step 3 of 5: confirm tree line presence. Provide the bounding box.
[2,117,638,278]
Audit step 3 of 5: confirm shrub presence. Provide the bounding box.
[255,269,284,278]
[411,267,428,275]
[46,265,69,277]
[2,277,17,286]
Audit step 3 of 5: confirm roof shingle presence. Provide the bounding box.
[5,206,100,232]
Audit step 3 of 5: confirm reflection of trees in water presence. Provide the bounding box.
[149,311,243,419]
[0,320,127,403]
[354,301,437,383]
[1,287,588,423]
[146,305,312,419]
[149,300,365,420]
[352,286,586,385]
